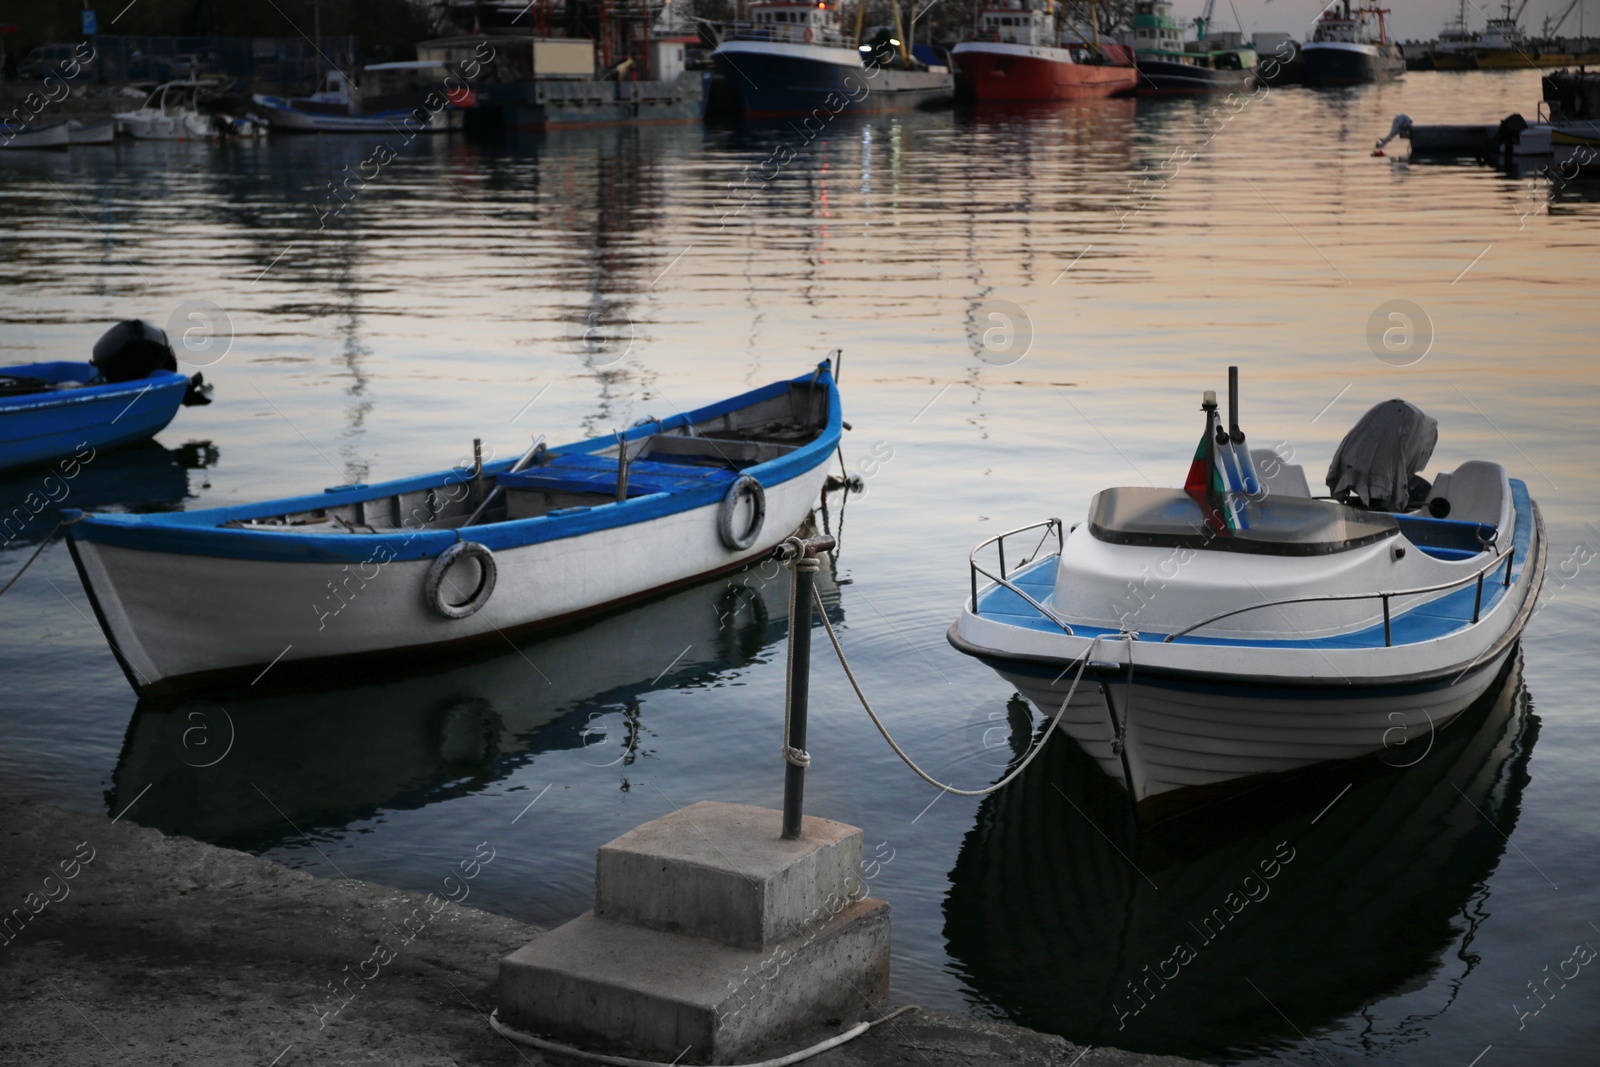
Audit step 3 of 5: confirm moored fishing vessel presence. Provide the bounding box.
[67,363,841,695]
[948,370,1545,824]
[711,0,953,117]
[952,0,1137,101]
[1300,0,1405,85]
[1127,0,1253,94]
[251,67,472,133]
[1428,0,1481,69]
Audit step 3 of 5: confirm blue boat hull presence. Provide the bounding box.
[0,362,189,474]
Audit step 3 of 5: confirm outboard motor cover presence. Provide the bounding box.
[1326,399,1438,511]
[91,320,178,384]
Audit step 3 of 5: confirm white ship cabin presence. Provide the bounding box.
[1312,1,1390,44]
[976,3,1055,46]
[746,1,845,46]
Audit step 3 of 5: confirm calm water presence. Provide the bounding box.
[3,70,1598,1064]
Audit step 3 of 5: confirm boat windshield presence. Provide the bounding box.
[1087,487,1398,556]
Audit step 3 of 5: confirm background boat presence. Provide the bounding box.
[66,118,117,145]
[0,361,195,474]
[712,0,953,117]
[1300,0,1405,85]
[115,81,218,140]
[953,0,1136,102]
[1127,0,1254,93]
[0,121,71,150]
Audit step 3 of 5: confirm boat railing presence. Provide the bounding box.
[1162,542,1517,646]
[968,517,1073,636]
[723,21,851,47]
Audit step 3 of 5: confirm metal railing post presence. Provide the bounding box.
[1382,595,1392,647]
[1473,572,1485,624]
[778,533,836,840]
[1504,546,1515,587]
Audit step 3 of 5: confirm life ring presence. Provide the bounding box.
[425,541,498,619]
[804,27,814,42]
[718,475,766,551]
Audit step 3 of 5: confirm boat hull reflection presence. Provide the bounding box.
[111,559,838,848]
[943,652,1534,1060]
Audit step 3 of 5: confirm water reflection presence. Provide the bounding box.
[110,561,842,851]
[943,654,1536,1061]
[0,440,215,549]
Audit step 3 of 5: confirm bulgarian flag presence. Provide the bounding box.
[1184,409,1246,533]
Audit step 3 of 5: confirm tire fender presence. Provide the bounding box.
[718,475,766,551]
[424,541,497,619]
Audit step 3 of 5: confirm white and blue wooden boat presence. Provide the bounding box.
[67,362,841,695]
[950,370,1545,824]
[1,322,209,474]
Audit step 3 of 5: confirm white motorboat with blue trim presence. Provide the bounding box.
[67,363,840,695]
[949,370,1545,824]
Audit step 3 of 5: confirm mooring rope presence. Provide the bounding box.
[489,1005,919,1067]
[0,515,83,600]
[811,582,1110,798]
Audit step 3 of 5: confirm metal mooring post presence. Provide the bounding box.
[777,533,836,840]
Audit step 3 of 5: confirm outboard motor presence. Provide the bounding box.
[90,319,214,406]
[91,320,177,383]
[1326,399,1437,512]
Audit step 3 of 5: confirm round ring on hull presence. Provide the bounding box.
[425,541,498,619]
[719,474,767,550]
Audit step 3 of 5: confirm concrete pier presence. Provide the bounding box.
[500,801,891,1063]
[0,795,1206,1067]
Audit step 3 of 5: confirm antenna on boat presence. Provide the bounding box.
[1228,365,1243,444]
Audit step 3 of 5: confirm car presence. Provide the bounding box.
[19,43,84,81]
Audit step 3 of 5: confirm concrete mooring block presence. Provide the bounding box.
[498,802,890,1064]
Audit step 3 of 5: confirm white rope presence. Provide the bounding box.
[489,1005,919,1067]
[812,581,1109,799]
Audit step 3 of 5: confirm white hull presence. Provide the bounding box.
[251,94,463,133]
[70,464,827,690]
[116,111,213,140]
[994,647,1510,819]
[67,118,117,145]
[1,122,70,149]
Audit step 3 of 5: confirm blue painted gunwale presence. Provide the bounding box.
[1,362,190,473]
[68,365,840,565]
[974,479,1536,653]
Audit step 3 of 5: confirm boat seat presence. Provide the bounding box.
[1425,461,1511,531]
[638,433,762,465]
[496,452,737,499]
[1250,448,1311,498]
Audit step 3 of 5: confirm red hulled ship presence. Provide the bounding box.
[953,0,1136,101]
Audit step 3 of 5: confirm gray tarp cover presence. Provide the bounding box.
[1325,399,1438,510]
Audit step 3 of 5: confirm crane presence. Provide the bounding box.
[1194,0,1217,41]
[1542,0,1582,37]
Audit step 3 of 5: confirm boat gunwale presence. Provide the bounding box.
[66,365,840,564]
[0,364,191,414]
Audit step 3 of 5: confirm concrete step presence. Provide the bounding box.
[595,801,863,950]
[499,899,890,1064]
